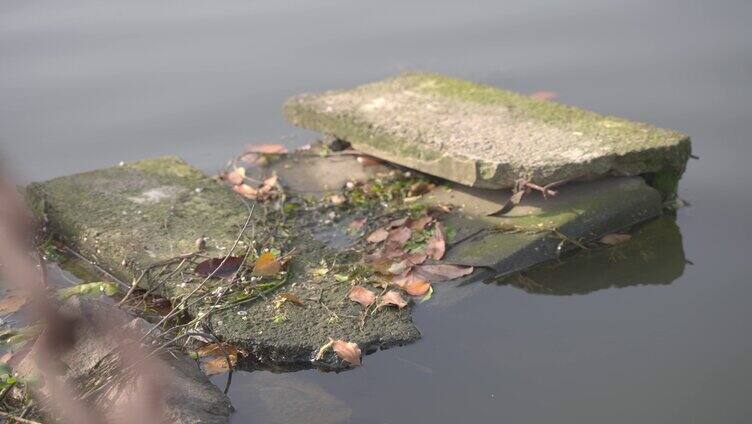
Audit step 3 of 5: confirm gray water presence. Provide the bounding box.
[2,1,751,423]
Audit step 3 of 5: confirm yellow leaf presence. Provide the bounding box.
[253,251,281,276]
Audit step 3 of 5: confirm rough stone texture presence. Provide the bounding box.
[25,157,420,371]
[284,72,692,190]
[17,298,233,424]
[25,153,664,371]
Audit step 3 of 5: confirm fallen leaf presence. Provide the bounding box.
[348,286,376,308]
[233,183,259,199]
[197,343,241,376]
[409,182,434,196]
[0,296,26,315]
[245,144,288,154]
[331,339,362,365]
[391,272,422,288]
[598,233,632,245]
[386,227,412,246]
[253,251,281,276]
[195,257,244,278]
[408,215,433,231]
[388,217,408,228]
[377,290,408,309]
[348,217,367,230]
[425,222,446,260]
[263,174,278,188]
[330,194,347,205]
[529,90,558,101]
[275,292,304,307]
[414,264,474,282]
[227,167,246,185]
[366,228,389,243]
[357,155,382,166]
[403,279,431,296]
[387,260,410,276]
[405,251,427,266]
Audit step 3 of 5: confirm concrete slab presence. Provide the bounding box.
[25,151,664,369]
[284,72,691,192]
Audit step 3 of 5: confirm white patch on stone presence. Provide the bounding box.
[129,186,182,204]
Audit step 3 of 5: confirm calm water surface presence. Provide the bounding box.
[2,1,751,423]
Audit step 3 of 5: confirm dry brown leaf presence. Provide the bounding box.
[387,260,410,276]
[348,286,376,308]
[276,292,304,307]
[409,182,434,196]
[405,251,427,266]
[330,194,347,205]
[403,279,431,296]
[391,272,421,288]
[227,167,246,185]
[331,339,362,365]
[377,290,408,309]
[388,217,408,228]
[408,215,434,231]
[529,90,558,101]
[196,342,240,358]
[425,222,446,260]
[366,228,389,243]
[599,233,632,245]
[414,264,474,282]
[233,183,258,199]
[348,217,367,230]
[195,256,244,278]
[386,227,412,246]
[253,251,282,276]
[245,144,288,154]
[0,296,26,315]
[356,155,382,166]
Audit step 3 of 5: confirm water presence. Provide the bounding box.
[2,1,751,422]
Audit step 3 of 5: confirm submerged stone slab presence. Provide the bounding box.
[284,72,691,190]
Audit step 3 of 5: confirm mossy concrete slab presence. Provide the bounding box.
[25,156,420,371]
[25,152,664,370]
[284,72,691,190]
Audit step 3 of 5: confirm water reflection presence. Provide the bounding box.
[491,216,686,295]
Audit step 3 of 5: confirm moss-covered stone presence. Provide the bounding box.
[25,156,420,371]
[284,72,692,191]
[25,151,665,370]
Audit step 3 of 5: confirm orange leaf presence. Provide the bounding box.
[253,251,281,276]
[403,279,431,296]
[529,90,558,101]
[377,290,408,309]
[356,155,382,166]
[366,228,389,243]
[0,296,27,315]
[331,339,362,365]
[348,286,376,308]
[245,144,288,154]
[233,183,258,199]
[227,167,246,185]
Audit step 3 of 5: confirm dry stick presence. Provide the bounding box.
[61,246,129,289]
[139,201,255,342]
[118,252,200,307]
